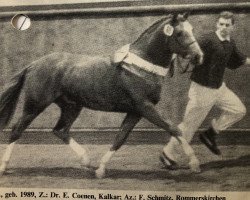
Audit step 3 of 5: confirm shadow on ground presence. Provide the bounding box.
[3,155,249,184]
[201,154,250,171]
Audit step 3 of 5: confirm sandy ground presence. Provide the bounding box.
[0,143,249,191]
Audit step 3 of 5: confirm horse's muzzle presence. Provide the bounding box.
[188,41,204,65]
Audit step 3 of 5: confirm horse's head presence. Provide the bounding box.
[168,13,203,65]
[130,13,203,67]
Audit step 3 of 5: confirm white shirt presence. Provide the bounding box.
[216,30,230,42]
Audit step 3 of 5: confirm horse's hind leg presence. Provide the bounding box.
[0,102,45,175]
[53,99,89,166]
[96,113,141,178]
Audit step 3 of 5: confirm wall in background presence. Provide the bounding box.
[0,4,249,129]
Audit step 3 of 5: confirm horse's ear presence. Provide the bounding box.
[172,12,190,24]
[172,13,178,25]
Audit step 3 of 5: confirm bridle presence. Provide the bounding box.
[171,20,198,49]
[173,55,194,74]
[174,36,198,50]
[169,26,199,76]
[169,40,197,76]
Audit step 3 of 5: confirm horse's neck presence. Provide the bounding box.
[130,39,173,67]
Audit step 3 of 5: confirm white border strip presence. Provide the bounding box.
[0,0,136,7]
[2,128,250,133]
[0,3,249,18]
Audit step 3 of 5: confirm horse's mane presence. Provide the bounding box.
[132,15,173,45]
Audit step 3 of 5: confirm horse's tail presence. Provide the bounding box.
[0,67,28,131]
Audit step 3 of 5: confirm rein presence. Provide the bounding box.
[170,54,194,76]
[169,37,198,76]
[174,37,198,49]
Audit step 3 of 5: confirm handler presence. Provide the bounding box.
[161,11,250,169]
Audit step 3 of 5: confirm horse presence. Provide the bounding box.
[0,13,203,178]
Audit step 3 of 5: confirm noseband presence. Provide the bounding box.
[169,27,198,75]
[174,37,198,49]
[187,40,198,46]
[169,54,194,76]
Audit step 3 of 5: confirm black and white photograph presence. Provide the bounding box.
[0,0,249,199]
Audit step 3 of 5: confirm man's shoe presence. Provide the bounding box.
[199,128,221,155]
[160,152,179,170]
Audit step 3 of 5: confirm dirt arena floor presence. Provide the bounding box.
[0,131,249,191]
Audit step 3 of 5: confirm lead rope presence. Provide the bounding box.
[176,55,194,74]
[169,54,194,77]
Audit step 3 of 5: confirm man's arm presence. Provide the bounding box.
[228,39,249,69]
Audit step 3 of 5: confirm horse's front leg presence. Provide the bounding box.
[135,99,200,172]
[177,137,200,172]
[96,113,141,178]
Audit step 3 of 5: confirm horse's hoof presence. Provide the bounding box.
[0,164,6,176]
[160,152,179,170]
[95,168,105,179]
[0,168,5,176]
[189,159,201,173]
[81,157,91,168]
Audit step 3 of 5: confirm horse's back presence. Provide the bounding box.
[23,52,132,111]
[23,52,110,101]
[57,53,132,111]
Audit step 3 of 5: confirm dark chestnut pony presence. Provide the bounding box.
[0,13,203,178]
